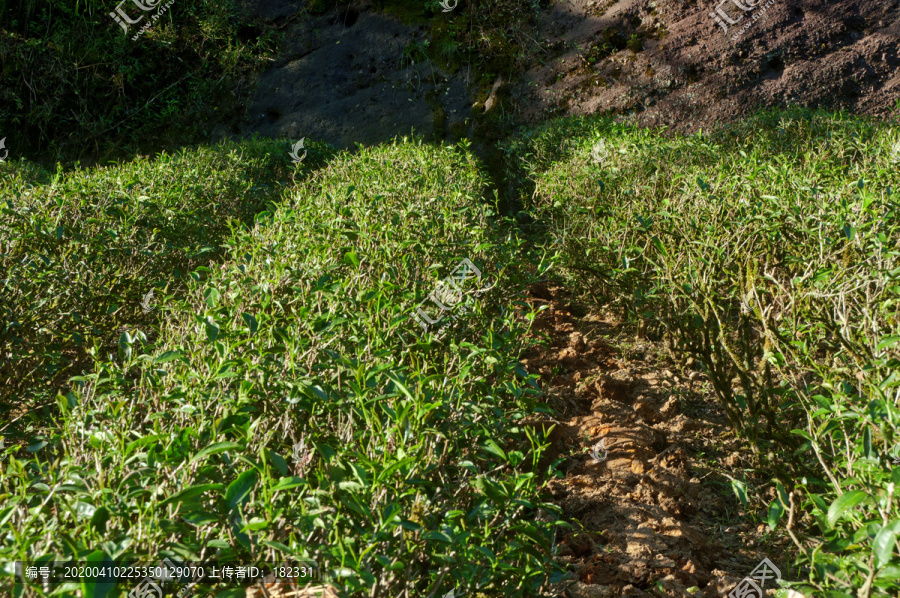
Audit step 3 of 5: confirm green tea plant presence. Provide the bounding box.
[0,136,567,597]
[0,138,313,411]
[511,107,900,595]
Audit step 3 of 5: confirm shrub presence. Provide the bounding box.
[513,107,900,595]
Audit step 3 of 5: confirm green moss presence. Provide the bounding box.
[627,33,643,53]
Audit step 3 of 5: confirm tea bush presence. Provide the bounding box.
[0,136,567,597]
[511,108,900,596]
[0,137,322,410]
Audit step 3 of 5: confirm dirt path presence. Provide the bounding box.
[523,284,796,597]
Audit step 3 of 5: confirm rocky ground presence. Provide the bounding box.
[509,0,900,133]
[228,0,474,150]
[231,0,900,151]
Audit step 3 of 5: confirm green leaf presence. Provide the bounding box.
[204,316,220,342]
[27,441,48,452]
[376,457,416,483]
[225,470,259,513]
[424,530,453,543]
[827,490,870,529]
[81,550,114,598]
[873,521,900,567]
[472,477,508,502]
[74,501,96,520]
[343,251,360,267]
[863,427,873,459]
[483,439,507,461]
[242,312,258,335]
[731,479,749,508]
[877,336,900,351]
[775,481,789,509]
[265,449,288,477]
[154,350,184,364]
[790,429,814,441]
[767,498,784,530]
[878,564,900,581]
[384,372,415,401]
[118,331,132,361]
[159,484,225,508]
[124,434,164,457]
[271,477,305,492]
[190,441,242,465]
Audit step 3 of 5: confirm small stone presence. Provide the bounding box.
[569,331,587,351]
[633,396,656,419]
[659,396,678,418]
